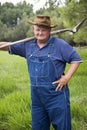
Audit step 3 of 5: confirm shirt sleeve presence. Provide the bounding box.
[60,40,82,63]
[54,38,83,64]
[9,42,26,58]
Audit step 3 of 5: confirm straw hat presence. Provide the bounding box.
[27,15,57,28]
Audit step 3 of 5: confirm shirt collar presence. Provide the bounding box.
[33,36,53,46]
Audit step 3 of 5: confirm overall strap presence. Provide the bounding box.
[48,37,55,57]
[30,43,39,57]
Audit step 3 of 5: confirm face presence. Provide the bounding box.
[33,25,51,43]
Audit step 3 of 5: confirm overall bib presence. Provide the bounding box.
[28,42,71,130]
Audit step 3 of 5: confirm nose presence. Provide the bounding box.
[39,31,42,35]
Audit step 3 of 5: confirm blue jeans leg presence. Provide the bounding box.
[32,105,50,130]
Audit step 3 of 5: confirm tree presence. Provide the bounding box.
[0,1,34,41]
[0,2,33,27]
[59,0,87,44]
[0,20,8,41]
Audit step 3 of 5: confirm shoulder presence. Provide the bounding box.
[52,37,72,49]
[24,39,35,47]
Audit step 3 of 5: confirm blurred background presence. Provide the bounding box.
[0,0,87,130]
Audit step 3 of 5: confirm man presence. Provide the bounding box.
[0,15,82,130]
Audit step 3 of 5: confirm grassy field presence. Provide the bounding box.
[0,47,87,130]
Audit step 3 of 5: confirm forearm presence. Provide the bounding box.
[53,62,81,90]
[65,62,81,81]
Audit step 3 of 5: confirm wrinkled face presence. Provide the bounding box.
[33,25,51,43]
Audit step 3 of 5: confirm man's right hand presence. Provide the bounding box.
[0,42,10,51]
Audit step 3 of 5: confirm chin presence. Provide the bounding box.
[38,38,45,41]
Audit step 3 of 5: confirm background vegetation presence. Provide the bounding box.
[0,0,87,130]
[0,0,87,45]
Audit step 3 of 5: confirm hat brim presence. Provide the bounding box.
[27,20,57,28]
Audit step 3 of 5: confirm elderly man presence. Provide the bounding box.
[0,15,82,130]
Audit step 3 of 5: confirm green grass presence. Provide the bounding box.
[0,47,87,130]
[0,51,31,130]
[69,47,87,130]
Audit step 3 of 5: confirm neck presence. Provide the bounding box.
[37,38,49,48]
[37,41,47,48]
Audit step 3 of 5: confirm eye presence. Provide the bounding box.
[42,29,46,31]
[35,29,40,32]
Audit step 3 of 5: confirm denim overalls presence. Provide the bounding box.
[28,41,71,130]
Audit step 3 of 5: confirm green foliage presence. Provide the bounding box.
[0,0,87,44]
[0,51,31,130]
[0,92,31,130]
[68,46,87,130]
[0,2,33,27]
[59,0,87,44]
[0,1,34,42]
[0,21,8,41]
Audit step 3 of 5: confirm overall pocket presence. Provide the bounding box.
[29,56,49,77]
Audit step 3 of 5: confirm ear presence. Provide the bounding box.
[32,26,34,31]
